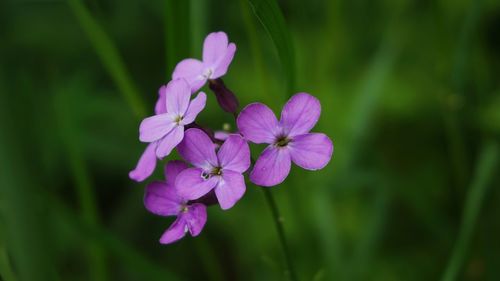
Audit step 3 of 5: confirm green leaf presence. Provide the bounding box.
[247,0,296,96]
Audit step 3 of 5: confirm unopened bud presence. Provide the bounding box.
[209,78,239,114]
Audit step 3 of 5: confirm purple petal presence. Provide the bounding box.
[175,168,219,200]
[166,79,191,116]
[212,43,236,78]
[215,170,246,210]
[184,203,207,236]
[237,103,279,144]
[202,32,229,66]
[250,146,291,187]
[172,58,206,93]
[164,160,189,186]
[280,93,321,137]
[159,217,187,244]
[139,113,176,142]
[129,142,158,182]
[144,181,181,216]
[217,135,250,173]
[214,131,230,141]
[155,126,184,158]
[289,133,333,170]
[154,85,168,114]
[177,128,218,168]
[182,92,207,124]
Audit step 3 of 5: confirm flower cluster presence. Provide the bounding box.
[130,31,334,244]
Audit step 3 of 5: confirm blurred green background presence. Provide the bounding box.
[1,0,500,280]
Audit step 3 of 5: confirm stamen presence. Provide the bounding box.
[180,204,189,213]
[174,115,183,125]
[211,166,223,176]
[275,136,290,147]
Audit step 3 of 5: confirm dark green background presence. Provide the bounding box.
[1,0,499,280]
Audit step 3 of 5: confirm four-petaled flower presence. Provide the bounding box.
[144,161,207,244]
[237,93,334,187]
[173,31,236,93]
[175,128,250,210]
[140,78,206,159]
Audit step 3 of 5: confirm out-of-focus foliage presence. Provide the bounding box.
[0,0,499,280]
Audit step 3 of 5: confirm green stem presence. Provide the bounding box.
[441,141,498,281]
[262,188,298,281]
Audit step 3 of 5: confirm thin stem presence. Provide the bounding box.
[233,112,298,281]
[262,188,298,281]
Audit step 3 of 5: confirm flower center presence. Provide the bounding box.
[174,115,183,125]
[275,136,290,147]
[211,166,223,176]
[202,68,213,79]
[200,167,223,180]
[180,203,189,213]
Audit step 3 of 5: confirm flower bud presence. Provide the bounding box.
[208,78,239,114]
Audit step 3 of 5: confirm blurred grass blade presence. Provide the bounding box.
[49,193,182,281]
[441,141,499,281]
[247,0,296,96]
[346,189,390,281]
[67,0,147,118]
[189,0,207,57]
[0,71,58,281]
[342,39,397,170]
[239,0,270,104]
[165,0,192,76]
[0,243,18,281]
[315,36,398,279]
[53,82,107,281]
[193,238,226,281]
[443,0,482,192]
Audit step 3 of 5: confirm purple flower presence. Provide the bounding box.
[139,79,206,159]
[175,128,250,210]
[144,160,207,244]
[129,85,169,182]
[173,32,236,93]
[237,93,334,187]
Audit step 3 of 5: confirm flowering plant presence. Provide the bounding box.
[130,31,333,245]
